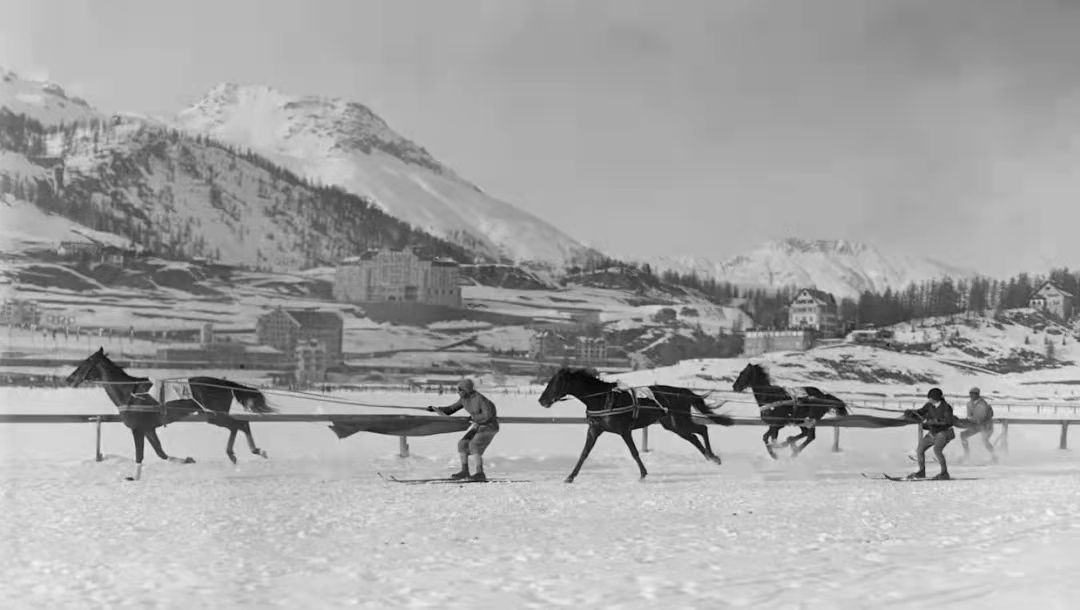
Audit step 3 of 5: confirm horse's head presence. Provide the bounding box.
[732,362,769,393]
[538,367,572,408]
[539,367,608,408]
[65,347,111,387]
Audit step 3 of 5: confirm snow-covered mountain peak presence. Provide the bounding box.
[0,67,100,125]
[176,81,590,265]
[640,238,977,300]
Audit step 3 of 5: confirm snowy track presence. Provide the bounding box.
[3,388,1080,608]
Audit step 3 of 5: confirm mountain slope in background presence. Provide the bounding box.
[1,71,476,271]
[176,83,592,266]
[643,238,977,299]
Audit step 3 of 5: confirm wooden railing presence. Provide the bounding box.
[2,413,1076,461]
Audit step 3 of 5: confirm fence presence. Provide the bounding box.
[1,411,1076,462]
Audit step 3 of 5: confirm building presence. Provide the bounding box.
[56,241,102,259]
[155,342,291,369]
[1,298,41,326]
[255,308,344,365]
[575,336,608,363]
[294,339,329,387]
[529,329,568,360]
[787,288,840,336]
[1028,281,1074,320]
[333,248,462,308]
[742,329,816,357]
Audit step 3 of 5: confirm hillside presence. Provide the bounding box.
[175,83,594,266]
[0,110,478,270]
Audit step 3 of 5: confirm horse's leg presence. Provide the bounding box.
[763,426,781,459]
[565,425,602,484]
[792,427,817,457]
[226,427,239,464]
[664,418,719,464]
[618,428,649,480]
[241,422,268,458]
[146,428,195,464]
[128,429,145,481]
[694,423,716,457]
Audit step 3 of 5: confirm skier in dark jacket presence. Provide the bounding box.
[905,387,956,480]
[428,378,499,482]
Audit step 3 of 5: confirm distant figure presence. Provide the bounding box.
[428,378,499,482]
[960,387,996,463]
[905,387,956,480]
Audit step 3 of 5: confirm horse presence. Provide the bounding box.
[731,362,848,459]
[538,367,734,483]
[65,348,275,480]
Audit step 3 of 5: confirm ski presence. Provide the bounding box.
[377,473,528,484]
[862,472,979,482]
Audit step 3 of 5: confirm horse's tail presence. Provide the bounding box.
[692,395,735,426]
[826,394,848,417]
[231,383,275,414]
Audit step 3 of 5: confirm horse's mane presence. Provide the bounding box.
[560,367,606,382]
[96,350,145,382]
[746,362,772,385]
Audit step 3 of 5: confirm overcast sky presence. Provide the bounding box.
[3,0,1080,276]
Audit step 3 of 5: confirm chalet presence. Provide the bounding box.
[256,308,344,365]
[56,241,102,259]
[1028,281,1074,320]
[787,288,840,336]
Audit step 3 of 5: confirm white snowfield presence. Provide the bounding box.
[2,388,1078,609]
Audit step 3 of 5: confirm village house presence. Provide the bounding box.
[742,329,816,357]
[256,308,344,366]
[1028,281,1075,320]
[294,339,329,387]
[1,298,42,326]
[333,248,462,308]
[787,288,840,336]
[56,241,102,259]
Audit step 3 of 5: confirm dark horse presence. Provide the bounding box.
[731,362,848,459]
[65,348,275,480]
[538,367,734,483]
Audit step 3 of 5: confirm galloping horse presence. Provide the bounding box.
[538,367,734,483]
[65,348,275,480]
[731,362,847,459]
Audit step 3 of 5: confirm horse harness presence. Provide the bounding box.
[590,387,668,420]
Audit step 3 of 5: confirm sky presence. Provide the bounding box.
[2,0,1080,277]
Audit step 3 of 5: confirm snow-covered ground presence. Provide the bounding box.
[2,387,1078,609]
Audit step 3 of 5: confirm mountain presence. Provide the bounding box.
[1,71,477,271]
[0,68,101,126]
[175,83,592,266]
[642,238,977,299]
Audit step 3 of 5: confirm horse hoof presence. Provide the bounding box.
[183,457,196,464]
[255,449,268,459]
[563,477,575,484]
[124,476,137,481]
[227,453,237,464]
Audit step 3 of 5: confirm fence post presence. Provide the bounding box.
[94,416,103,462]
[1060,422,1069,451]
[641,426,650,452]
[832,426,841,452]
[1000,421,1010,453]
[398,436,410,458]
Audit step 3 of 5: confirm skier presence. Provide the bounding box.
[960,387,996,462]
[428,378,499,482]
[905,387,956,480]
